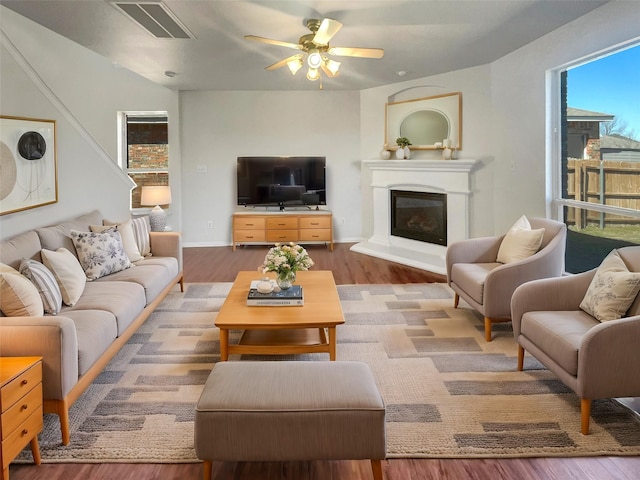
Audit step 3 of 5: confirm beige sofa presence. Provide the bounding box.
[0,210,183,445]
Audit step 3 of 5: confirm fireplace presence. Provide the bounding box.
[391,190,447,246]
[351,159,478,274]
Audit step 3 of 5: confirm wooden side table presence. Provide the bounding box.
[0,357,43,480]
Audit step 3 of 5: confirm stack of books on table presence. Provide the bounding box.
[247,281,304,306]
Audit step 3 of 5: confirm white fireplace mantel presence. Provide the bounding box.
[351,159,479,274]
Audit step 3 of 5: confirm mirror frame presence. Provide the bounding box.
[385,92,462,150]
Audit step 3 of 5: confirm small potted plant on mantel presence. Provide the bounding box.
[395,137,412,159]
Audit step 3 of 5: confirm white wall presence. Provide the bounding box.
[359,1,640,238]
[180,90,361,246]
[0,6,181,240]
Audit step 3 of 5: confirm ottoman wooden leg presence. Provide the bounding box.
[202,459,212,480]
[371,459,383,480]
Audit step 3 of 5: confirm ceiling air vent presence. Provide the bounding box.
[114,2,194,39]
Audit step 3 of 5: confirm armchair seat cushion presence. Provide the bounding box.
[520,310,599,375]
[450,262,501,304]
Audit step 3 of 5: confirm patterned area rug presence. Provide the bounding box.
[18,283,640,463]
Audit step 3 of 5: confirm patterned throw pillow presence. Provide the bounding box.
[131,216,152,257]
[0,271,44,317]
[92,219,143,262]
[41,248,87,306]
[580,250,640,322]
[19,259,63,315]
[70,228,133,281]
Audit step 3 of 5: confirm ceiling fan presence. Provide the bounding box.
[245,18,384,86]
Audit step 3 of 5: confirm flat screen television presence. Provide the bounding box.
[237,156,326,208]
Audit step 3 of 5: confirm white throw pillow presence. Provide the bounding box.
[41,248,87,306]
[19,259,63,315]
[496,215,545,264]
[131,216,152,257]
[70,228,132,281]
[0,271,44,317]
[93,219,143,262]
[580,250,640,322]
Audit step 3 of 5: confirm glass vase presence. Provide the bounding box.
[276,271,296,290]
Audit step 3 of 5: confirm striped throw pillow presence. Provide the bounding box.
[20,258,63,315]
[132,216,152,257]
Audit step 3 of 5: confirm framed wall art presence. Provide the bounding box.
[0,116,58,215]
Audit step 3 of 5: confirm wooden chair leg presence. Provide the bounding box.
[453,293,459,308]
[179,275,184,292]
[517,345,525,371]
[484,317,492,342]
[581,398,592,435]
[202,460,212,480]
[371,459,383,480]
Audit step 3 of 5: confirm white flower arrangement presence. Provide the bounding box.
[260,242,314,276]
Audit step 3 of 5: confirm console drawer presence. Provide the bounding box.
[266,217,298,229]
[234,217,266,230]
[299,217,331,229]
[234,230,266,242]
[299,229,331,241]
[266,230,299,242]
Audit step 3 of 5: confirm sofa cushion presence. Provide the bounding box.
[0,271,44,317]
[95,219,143,262]
[580,250,640,322]
[497,215,545,264]
[96,261,177,305]
[0,230,43,270]
[36,210,103,257]
[70,229,132,281]
[450,262,501,305]
[520,310,598,376]
[66,310,118,376]
[19,259,63,315]
[41,248,86,306]
[67,281,146,336]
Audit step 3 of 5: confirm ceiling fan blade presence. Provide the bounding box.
[265,54,302,71]
[313,18,343,46]
[244,35,301,50]
[329,46,384,59]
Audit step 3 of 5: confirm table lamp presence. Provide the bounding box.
[141,185,172,231]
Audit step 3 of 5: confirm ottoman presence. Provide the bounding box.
[195,360,386,480]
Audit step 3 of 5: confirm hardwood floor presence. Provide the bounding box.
[10,243,640,480]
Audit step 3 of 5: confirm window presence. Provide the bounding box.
[119,113,169,209]
[553,45,640,273]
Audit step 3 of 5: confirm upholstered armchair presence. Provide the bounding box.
[446,217,567,341]
[512,246,640,434]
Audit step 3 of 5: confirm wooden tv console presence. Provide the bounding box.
[232,211,333,251]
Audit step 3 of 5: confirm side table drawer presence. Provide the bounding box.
[1,383,42,439]
[299,216,331,229]
[266,230,299,242]
[234,230,266,242]
[1,362,41,412]
[1,408,42,465]
[266,217,298,229]
[299,229,331,241]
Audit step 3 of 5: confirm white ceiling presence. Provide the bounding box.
[0,0,607,91]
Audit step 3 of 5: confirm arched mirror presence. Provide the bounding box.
[385,92,462,150]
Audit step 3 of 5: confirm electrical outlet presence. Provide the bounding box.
[207,221,213,229]
[340,218,346,225]
[197,165,207,174]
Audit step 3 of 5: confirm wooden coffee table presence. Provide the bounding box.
[215,271,344,361]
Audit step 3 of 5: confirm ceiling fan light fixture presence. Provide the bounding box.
[287,57,303,75]
[325,59,341,76]
[307,50,322,69]
[306,67,320,81]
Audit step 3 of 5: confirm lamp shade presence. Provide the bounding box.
[141,185,172,206]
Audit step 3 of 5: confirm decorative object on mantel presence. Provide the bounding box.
[395,137,411,159]
[141,185,172,231]
[385,92,462,151]
[260,242,314,290]
[380,149,391,160]
[0,115,58,215]
[442,139,453,160]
